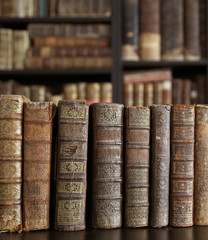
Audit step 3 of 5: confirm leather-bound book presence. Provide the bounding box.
[134,83,144,107]
[184,0,200,60]
[153,82,163,105]
[23,102,56,231]
[161,0,184,60]
[162,80,172,105]
[122,0,139,61]
[86,83,100,104]
[55,100,89,231]
[92,103,124,229]
[125,106,150,227]
[199,0,207,59]
[197,75,206,104]
[78,82,87,100]
[100,82,112,103]
[190,82,198,104]
[170,105,195,227]
[14,85,31,99]
[195,105,208,225]
[63,83,78,100]
[0,95,29,232]
[0,80,14,94]
[144,83,153,107]
[124,83,134,107]
[150,105,171,228]
[182,80,191,104]
[30,85,46,102]
[140,0,160,60]
[172,79,183,104]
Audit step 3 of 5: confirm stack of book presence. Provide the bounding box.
[1,96,208,232]
[122,0,206,61]
[25,24,111,69]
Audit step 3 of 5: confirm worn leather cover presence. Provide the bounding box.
[150,105,170,228]
[182,80,191,105]
[125,107,150,227]
[134,83,144,107]
[100,82,112,103]
[0,95,29,232]
[124,83,134,107]
[172,79,183,104]
[55,100,89,231]
[92,103,124,229]
[23,102,56,231]
[170,105,195,227]
[144,83,153,107]
[184,0,200,60]
[195,105,208,225]
[153,82,163,105]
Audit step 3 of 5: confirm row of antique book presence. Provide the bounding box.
[0,0,111,17]
[122,0,206,61]
[0,95,207,232]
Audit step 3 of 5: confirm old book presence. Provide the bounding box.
[49,0,57,17]
[86,83,100,104]
[190,82,198,104]
[92,103,124,229]
[153,82,163,105]
[134,83,144,107]
[24,0,34,17]
[54,100,89,231]
[125,106,150,227]
[144,83,153,107]
[47,95,64,106]
[63,83,78,100]
[100,82,112,103]
[0,80,13,94]
[172,79,183,104]
[57,0,74,16]
[1,0,24,17]
[195,105,208,225]
[140,0,160,60]
[124,83,134,107]
[13,85,31,99]
[0,95,29,232]
[161,0,184,60]
[197,75,206,104]
[170,105,195,227]
[199,0,207,59]
[30,85,46,102]
[182,79,191,104]
[162,80,172,105]
[122,0,139,61]
[184,0,200,60]
[150,105,171,227]
[23,102,56,231]
[38,0,49,17]
[77,82,87,100]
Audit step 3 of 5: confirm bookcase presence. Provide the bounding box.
[0,0,208,238]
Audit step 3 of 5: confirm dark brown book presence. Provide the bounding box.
[125,106,150,227]
[49,0,57,17]
[150,105,171,228]
[170,105,195,227]
[199,0,207,59]
[196,75,206,104]
[23,102,56,231]
[55,100,89,231]
[134,83,144,107]
[30,85,46,102]
[124,83,134,107]
[195,105,208,225]
[92,103,124,229]
[0,95,29,232]
[184,0,200,60]
[140,0,160,60]
[153,82,163,105]
[182,79,191,104]
[144,83,153,107]
[122,0,139,61]
[161,0,184,60]
[172,79,183,104]
[0,79,13,94]
[13,85,31,99]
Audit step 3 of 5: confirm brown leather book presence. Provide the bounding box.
[153,82,163,105]
[190,82,198,104]
[13,85,31,99]
[150,105,171,228]
[0,79,14,94]
[134,83,144,107]
[196,75,206,104]
[172,79,183,104]
[23,102,56,231]
[182,79,191,104]
[140,0,160,60]
[92,103,124,229]
[184,0,200,60]
[78,82,87,100]
[124,83,134,107]
[162,80,172,105]
[49,0,57,17]
[161,0,184,60]
[195,105,208,225]
[125,106,150,227]
[144,83,153,107]
[0,95,29,232]
[100,82,112,103]
[200,0,207,59]
[63,83,78,100]
[30,85,46,102]
[86,83,100,104]
[54,100,89,231]
[170,105,195,227]
[122,0,139,61]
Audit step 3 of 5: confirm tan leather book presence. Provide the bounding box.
[14,85,31,99]
[0,95,29,232]
[78,82,87,100]
[125,106,150,227]
[150,105,171,227]
[54,100,89,231]
[144,83,153,107]
[92,103,124,229]
[23,102,56,231]
[134,83,144,107]
[30,85,46,102]
[124,83,134,107]
[63,83,78,100]
[170,105,195,227]
[86,83,100,104]
[100,82,112,103]
[195,105,208,225]
[153,82,163,105]
[0,80,14,94]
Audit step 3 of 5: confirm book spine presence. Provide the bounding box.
[140,0,160,60]
[125,106,150,227]
[14,86,31,99]
[55,100,89,231]
[23,102,56,230]
[170,105,195,227]
[0,95,28,232]
[190,82,198,104]
[150,105,171,227]
[86,83,100,104]
[161,0,184,60]
[38,0,49,17]
[30,85,46,102]
[200,0,207,59]
[184,0,200,60]
[63,83,78,100]
[153,82,163,105]
[182,80,191,105]
[162,80,172,105]
[49,0,57,17]
[100,82,113,103]
[92,103,124,229]
[0,79,14,94]
[172,79,183,104]
[144,83,153,107]
[124,83,134,107]
[195,105,208,225]
[78,82,87,100]
[134,83,144,107]
[197,75,206,104]
[122,0,139,61]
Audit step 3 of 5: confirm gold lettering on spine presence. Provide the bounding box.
[60,162,85,174]
[129,108,150,126]
[60,105,86,119]
[58,181,83,194]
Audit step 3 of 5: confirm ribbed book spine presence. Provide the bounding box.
[55,100,89,231]
[170,105,195,227]
[23,102,56,230]
[124,83,134,107]
[150,105,170,227]
[195,105,208,225]
[92,103,124,229]
[125,107,150,227]
[144,83,153,107]
[0,95,28,232]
